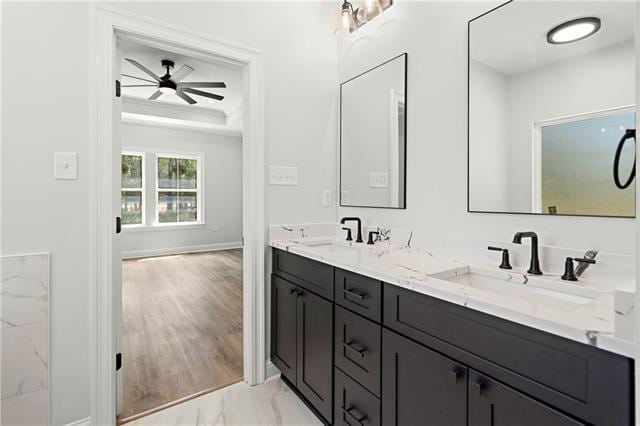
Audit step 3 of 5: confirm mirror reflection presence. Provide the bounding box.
[468,1,636,217]
[340,53,407,209]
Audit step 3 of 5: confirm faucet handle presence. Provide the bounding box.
[367,231,380,245]
[561,257,596,281]
[342,227,353,242]
[488,246,512,270]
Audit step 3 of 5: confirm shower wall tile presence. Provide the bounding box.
[1,253,49,425]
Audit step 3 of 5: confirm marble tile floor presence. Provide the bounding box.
[127,377,322,425]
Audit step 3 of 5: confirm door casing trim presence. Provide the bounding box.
[90,5,266,424]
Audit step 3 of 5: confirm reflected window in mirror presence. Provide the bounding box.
[340,53,407,209]
[468,1,636,218]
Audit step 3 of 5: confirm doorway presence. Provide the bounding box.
[91,6,266,425]
[115,36,247,422]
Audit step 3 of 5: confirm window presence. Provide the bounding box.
[121,152,145,226]
[533,108,636,217]
[156,154,201,224]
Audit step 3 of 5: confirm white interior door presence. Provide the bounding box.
[113,38,124,416]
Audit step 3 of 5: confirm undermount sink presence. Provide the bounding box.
[441,267,603,307]
[298,240,362,256]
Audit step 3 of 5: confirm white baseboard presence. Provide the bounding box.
[122,241,243,259]
[65,417,91,426]
[266,359,280,379]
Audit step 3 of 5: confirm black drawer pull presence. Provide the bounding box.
[342,288,366,300]
[341,406,367,425]
[341,340,367,357]
[473,380,485,395]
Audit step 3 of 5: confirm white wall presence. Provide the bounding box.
[468,59,510,212]
[121,123,243,257]
[1,2,337,423]
[337,1,636,256]
[1,3,91,423]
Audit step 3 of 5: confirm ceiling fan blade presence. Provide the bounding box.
[181,88,224,101]
[177,82,226,89]
[175,90,197,105]
[122,73,157,84]
[148,90,163,100]
[171,64,195,82]
[122,84,158,87]
[125,58,161,82]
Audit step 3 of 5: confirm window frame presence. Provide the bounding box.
[120,151,146,228]
[154,151,204,227]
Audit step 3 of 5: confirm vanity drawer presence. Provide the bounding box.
[272,249,334,300]
[334,269,382,322]
[383,283,633,425]
[335,306,382,396]
[334,368,381,426]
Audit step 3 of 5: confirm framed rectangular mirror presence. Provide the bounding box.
[468,1,636,217]
[340,53,407,209]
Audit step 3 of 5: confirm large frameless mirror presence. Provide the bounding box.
[468,1,636,217]
[340,53,407,209]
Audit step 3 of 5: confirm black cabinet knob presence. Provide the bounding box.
[341,406,367,425]
[341,340,367,357]
[342,288,366,300]
[448,368,461,384]
[473,380,485,395]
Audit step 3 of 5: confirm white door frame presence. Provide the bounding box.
[89,5,266,425]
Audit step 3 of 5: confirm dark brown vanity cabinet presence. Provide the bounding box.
[382,329,467,426]
[271,249,634,426]
[467,370,584,426]
[271,275,333,422]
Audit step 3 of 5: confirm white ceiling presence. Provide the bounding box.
[119,39,243,129]
[470,1,635,76]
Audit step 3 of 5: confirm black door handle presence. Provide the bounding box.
[473,380,485,395]
[341,340,367,357]
[448,367,461,384]
[341,406,367,425]
[341,288,366,300]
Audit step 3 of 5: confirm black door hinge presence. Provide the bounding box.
[116,353,122,371]
[116,217,122,234]
[115,80,121,98]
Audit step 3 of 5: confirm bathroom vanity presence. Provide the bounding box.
[269,235,634,425]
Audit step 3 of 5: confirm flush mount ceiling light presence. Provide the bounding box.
[546,17,601,44]
[335,0,392,35]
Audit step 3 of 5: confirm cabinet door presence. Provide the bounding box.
[382,329,467,426]
[296,288,334,422]
[468,370,585,426]
[271,275,298,384]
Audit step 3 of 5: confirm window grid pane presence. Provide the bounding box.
[121,190,143,225]
[122,155,143,189]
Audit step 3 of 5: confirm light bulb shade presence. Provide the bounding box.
[336,0,357,34]
[547,17,601,44]
[362,0,383,20]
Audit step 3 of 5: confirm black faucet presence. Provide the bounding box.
[367,230,380,245]
[512,231,542,275]
[340,217,363,243]
[561,257,596,281]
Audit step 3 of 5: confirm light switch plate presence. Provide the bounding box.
[54,152,78,180]
[322,190,332,207]
[269,165,298,186]
[369,171,389,188]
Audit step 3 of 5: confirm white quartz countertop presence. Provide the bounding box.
[270,236,634,358]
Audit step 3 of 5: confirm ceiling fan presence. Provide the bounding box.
[122,58,226,105]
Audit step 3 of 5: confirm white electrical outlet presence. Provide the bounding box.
[322,190,332,207]
[341,190,350,204]
[269,165,298,186]
[369,171,389,188]
[54,152,78,180]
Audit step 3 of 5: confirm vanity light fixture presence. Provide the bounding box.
[336,0,392,34]
[546,17,601,44]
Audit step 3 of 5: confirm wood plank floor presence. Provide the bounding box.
[119,250,243,421]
